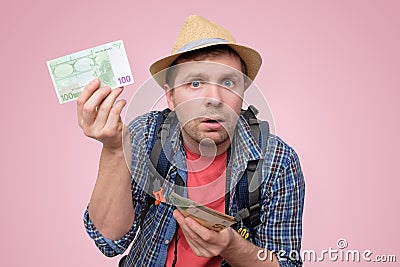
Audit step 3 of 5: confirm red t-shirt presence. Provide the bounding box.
[165,147,227,267]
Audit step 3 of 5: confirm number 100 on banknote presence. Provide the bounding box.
[47,40,134,104]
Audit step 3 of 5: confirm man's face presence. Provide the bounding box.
[164,53,245,150]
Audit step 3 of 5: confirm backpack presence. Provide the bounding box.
[144,105,269,235]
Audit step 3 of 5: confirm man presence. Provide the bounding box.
[79,15,305,267]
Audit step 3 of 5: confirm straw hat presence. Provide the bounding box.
[149,15,262,87]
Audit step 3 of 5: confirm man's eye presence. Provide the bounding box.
[190,80,202,88]
[222,79,234,87]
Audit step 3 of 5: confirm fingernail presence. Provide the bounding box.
[91,78,99,84]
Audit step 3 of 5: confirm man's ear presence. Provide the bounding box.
[164,84,175,110]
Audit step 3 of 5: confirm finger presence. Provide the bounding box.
[179,221,212,257]
[174,211,218,257]
[103,99,127,130]
[184,216,213,239]
[82,86,111,126]
[77,79,100,127]
[183,218,231,257]
[177,220,203,251]
[180,221,201,242]
[94,87,124,128]
[174,210,222,241]
[174,213,204,244]
[173,210,194,238]
[173,210,206,240]
[173,210,185,221]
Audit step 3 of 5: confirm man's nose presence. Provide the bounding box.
[203,83,223,107]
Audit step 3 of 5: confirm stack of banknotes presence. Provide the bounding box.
[169,192,236,231]
[47,40,134,104]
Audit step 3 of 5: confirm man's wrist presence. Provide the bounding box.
[220,227,242,258]
[100,145,130,170]
[102,144,125,156]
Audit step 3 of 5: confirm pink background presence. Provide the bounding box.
[1,0,399,266]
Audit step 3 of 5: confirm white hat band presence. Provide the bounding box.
[176,38,229,53]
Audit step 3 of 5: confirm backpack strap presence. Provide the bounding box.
[148,108,175,195]
[139,109,173,228]
[235,105,269,231]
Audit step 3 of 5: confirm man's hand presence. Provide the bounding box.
[173,210,279,267]
[173,209,234,257]
[77,79,127,150]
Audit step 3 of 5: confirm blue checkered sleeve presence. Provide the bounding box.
[83,209,138,257]
[257,136,305,267]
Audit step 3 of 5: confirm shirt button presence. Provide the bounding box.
[165,239,170,245]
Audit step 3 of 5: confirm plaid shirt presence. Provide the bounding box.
[84,111,305,267]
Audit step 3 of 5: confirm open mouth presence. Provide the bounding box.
[201,117,224,123]
[200,116,225,130]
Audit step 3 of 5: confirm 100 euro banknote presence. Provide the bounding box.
[47,40,133,104]
[169,192,236,231]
